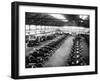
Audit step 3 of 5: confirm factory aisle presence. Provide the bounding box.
[43,36,75,67]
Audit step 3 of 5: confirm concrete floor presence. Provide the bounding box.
[43,36,75,67]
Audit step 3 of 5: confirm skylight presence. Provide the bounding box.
[49,14,68,22]
[79,15,88,20]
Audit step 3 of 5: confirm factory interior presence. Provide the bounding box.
[25,12,89,68]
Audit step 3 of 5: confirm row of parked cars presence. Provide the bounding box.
[25,34,68,68]
[26,33,63,47]
[80,34,89,47]
[67,34,89,66]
